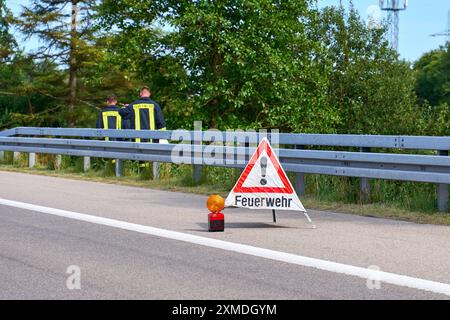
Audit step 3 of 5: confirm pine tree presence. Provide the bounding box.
[0,0,16,62]
[15,0,97,125]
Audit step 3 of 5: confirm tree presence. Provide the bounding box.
[0,54,68,129]
[4,0,430,136]
[99,0,339,132]
[414,43,450,136]
[15,0,98,125]
[0,0,16,62]
[313,4,420,135]
[414,43,450,107]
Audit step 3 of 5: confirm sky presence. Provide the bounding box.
[5,0,450,62]
[318,0,449,61]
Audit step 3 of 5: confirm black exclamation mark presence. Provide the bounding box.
[260,156,268,185]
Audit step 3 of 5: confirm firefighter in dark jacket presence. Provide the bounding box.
[119,86,166,143]
[96,94,123,141]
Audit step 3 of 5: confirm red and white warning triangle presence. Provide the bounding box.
[225,137,306,212]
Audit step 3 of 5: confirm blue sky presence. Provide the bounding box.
[6,0,450,62]
[318,0,449,61]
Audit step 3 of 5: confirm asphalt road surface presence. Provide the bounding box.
[0,171,449,299]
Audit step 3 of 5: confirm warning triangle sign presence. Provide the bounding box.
[225,137,306,212]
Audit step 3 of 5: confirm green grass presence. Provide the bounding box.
[304,175,440,213]
[0,152,449,227]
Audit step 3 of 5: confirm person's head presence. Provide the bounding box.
[140,86,151,98]
[106,94,118,106]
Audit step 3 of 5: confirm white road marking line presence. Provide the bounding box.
[1,197,449,297]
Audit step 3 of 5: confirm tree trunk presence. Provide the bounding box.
[68,0,78,127]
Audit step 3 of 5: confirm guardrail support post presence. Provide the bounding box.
[55,155,62,170]
[193,165,201,183]
[83,157,91,172]
[152,162,160,180]
[295,145,305,196]
[359,147,371,204]
[437,150,449,213]
[0,151,4,162]
[192,121,203,183]
[29,153,36,168]
[115,159,123,177]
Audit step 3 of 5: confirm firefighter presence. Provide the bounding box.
[119,86,166,143]
[96,94,122,141]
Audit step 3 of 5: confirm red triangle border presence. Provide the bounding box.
[233,139,294,194]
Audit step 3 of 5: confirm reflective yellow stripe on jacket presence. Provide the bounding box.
[133,104,155,143]
[102,111,122,141]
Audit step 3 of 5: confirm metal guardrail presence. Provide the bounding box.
[2,127,450,149]
[0,127,448,212]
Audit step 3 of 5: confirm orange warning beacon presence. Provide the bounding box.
[207,195,225,232]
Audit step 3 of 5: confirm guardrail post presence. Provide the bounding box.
[29,153,36,168]
[55,155,62,170]
[437,150,449,213]
[152,162,160,180]
[13,152,20,163]
[192,121,202,183]
[295,145,305,196]
[115,159,123,177]
[193,164,201,183]
[0,151,4,162]
[359,147,371,204]
[83,157,91,172]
